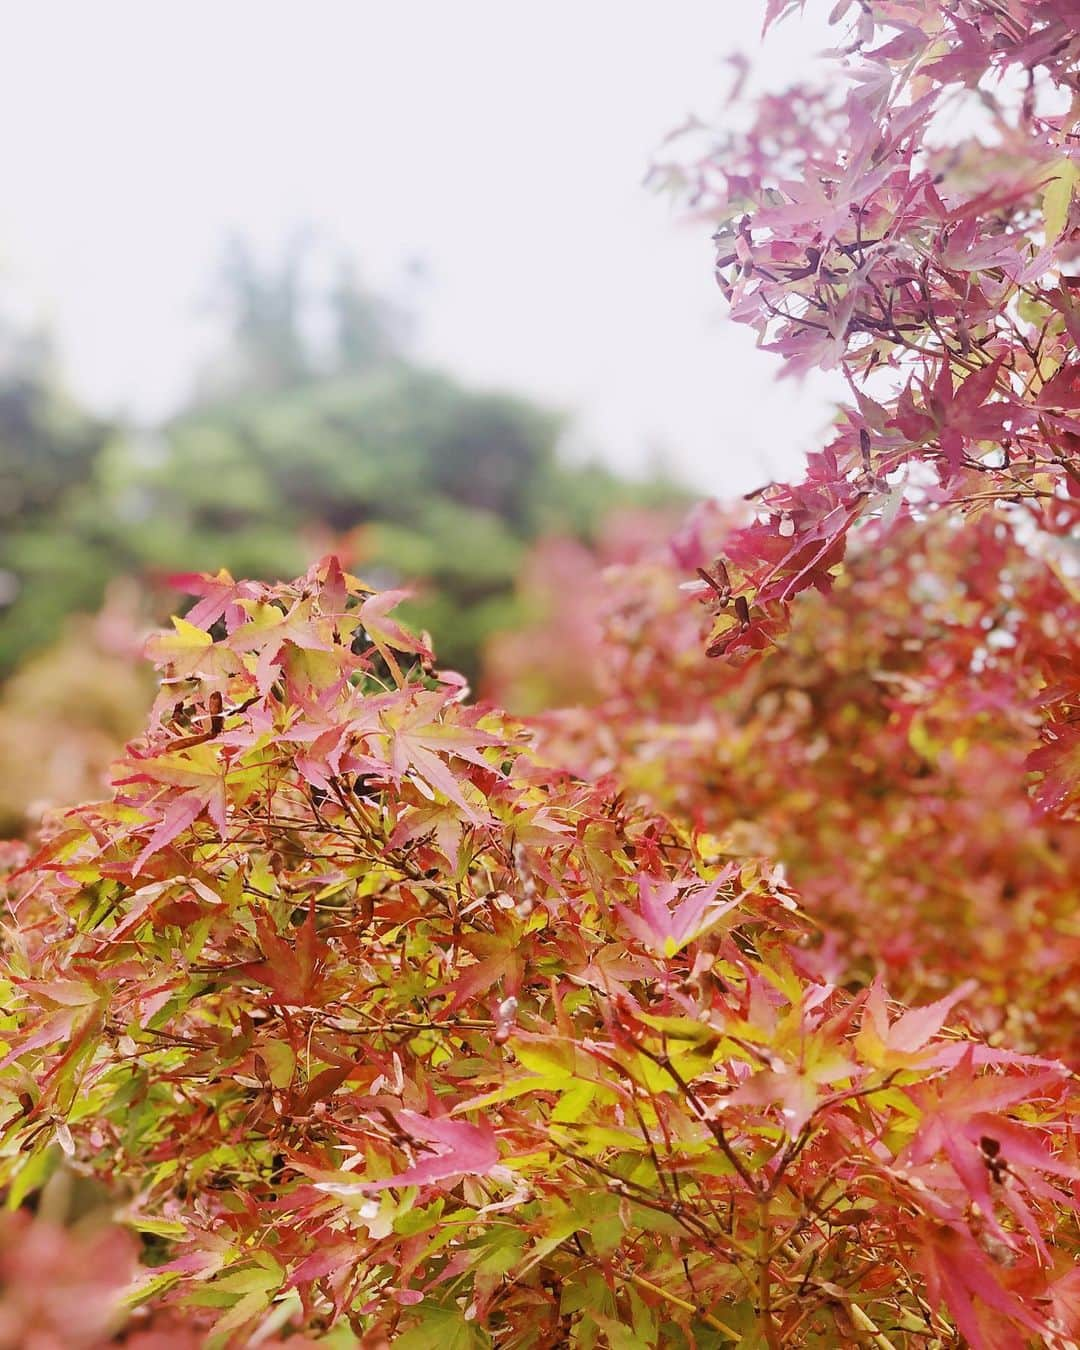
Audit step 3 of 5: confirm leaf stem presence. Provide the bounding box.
[624,1271,742,1341]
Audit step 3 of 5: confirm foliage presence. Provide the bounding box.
[202,235,409,397]
[482,511,683,714]
[490,0,1080,1084]
[1,561,1077,1348]
[655,0,1080,795]
[2,3,1080,1346]
[486,503,1080,1067]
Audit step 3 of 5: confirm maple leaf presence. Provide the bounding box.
[115,742,260,873]
[1048,1266,1080,1342]
[228,594,346,698]
[0,1001,96,1071]
[725,1006,856,1134]
[854,977,977,1070]
[389,800,472,873]
[168,568,265,630]
[356,589,433,684]
[615,870,740,956]
[914,1222,1044,1350]
[438,926,525,1014]
[227,906,329,1007]
[904,1057,1076,1187]
[368,690,502,821]
[319,1113,499,1193]
[1028,723,1080,816]
[144,615,243,683]
[892,359,1012,474]
[1035,361,1080,412]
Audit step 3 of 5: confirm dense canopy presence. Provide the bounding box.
[2,1,1079,1346]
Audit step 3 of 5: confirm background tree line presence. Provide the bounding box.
[0,239,688,831]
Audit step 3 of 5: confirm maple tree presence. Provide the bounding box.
[0,558,1074,1347]
[1,2,1080,1347]
[489,502,1080,1068]
[652,0,1080,793]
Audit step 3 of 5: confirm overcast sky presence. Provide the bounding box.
[0,1,841,497]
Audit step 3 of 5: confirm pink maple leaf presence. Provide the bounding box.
[616,870,740,956]
[318,1113,498,1194]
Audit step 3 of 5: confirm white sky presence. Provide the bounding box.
[0,1,841,497]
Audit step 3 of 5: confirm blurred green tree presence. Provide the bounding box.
[0,239,689,683]
[0,316,117,672]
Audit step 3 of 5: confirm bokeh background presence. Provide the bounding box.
[0,0,837,833]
